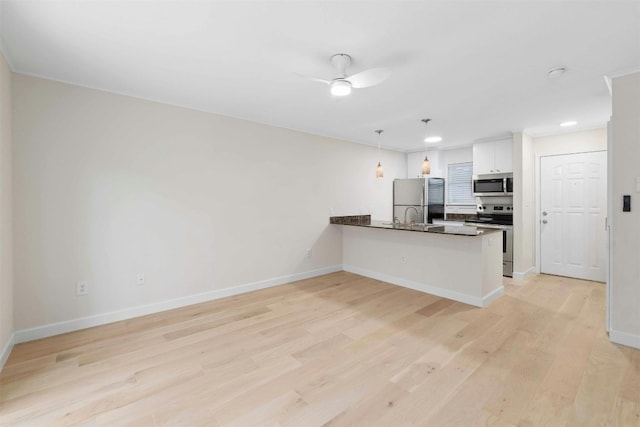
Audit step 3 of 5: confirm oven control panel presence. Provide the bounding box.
[477,204,513,214]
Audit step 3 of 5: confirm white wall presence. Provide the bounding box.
[12,74,406,332]
[406,150,443,178]
[407,147,475,215]
[512,132,535,277]
[0,51,14,362]
[534,128,607,156]
[610,72,640,348]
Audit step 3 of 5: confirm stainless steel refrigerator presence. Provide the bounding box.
[393,178,445,224]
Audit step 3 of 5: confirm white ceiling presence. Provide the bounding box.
[1,1,639,152]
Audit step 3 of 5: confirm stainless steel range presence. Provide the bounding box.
[466,200,513,277]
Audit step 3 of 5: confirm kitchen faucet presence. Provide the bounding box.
[404,206,420,224]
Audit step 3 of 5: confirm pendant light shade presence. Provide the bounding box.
[375,129,384,179]
[421,156,431,175]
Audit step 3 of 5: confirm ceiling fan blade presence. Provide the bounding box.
[294,72,331,85]
[347,67,391,88]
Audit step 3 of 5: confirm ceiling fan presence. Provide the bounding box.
[298,53,391,96]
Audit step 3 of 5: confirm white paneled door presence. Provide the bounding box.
[540,151,607,282]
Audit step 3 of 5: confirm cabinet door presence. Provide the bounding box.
[473,143,495,175]
[493,140,513,173]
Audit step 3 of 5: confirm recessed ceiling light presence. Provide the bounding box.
[548,67,567,78]
[424,136,442,143]
[560,120,577,127]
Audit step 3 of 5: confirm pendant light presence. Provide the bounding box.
[375,129,384,179]
[421,119,431,175]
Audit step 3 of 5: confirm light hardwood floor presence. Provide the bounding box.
[1,272,639,426]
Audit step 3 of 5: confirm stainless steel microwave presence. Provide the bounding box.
[473,175,513,196]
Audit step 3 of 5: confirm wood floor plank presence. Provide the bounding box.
[619,346,640,403]
[321,382,408,427]
[517,389,575,427]
[567,337,629,427]
[1,271,639,426]
[483,347,555,424]
[611,397,640,427]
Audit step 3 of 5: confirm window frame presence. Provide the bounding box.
[447,162,475,206]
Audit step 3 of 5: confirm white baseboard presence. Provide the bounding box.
[343,264,503,308]
[0,333,15,371]
[512,267,536,280]
[482,286,505,306]
[14,265,343,344]
[610,329,640,350]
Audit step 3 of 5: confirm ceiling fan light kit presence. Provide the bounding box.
[331,79,352,96]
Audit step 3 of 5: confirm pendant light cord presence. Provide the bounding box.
[375,129,384,178]
[375,129,383,154]
[421,118,431,175]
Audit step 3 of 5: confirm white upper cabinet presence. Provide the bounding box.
[493,140,513,172]
[473,139,512,175]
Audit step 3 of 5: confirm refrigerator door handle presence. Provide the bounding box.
[420,184,429,224]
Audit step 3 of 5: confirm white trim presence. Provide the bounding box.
[609,329,640,350]
[512,267,536,280]
[0,43,16,71]
[472,134,514,145]
[603,75,613,97]
[481,286,505,307]
[606,67,640,80]
[606,119,613,332]
[0,333,15,371]
[14,265,342,344]
[343,264,504,308]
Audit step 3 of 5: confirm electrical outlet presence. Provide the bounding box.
[400,255,407,264]
[136,273,145,285]
[305,249,312,259]
[76,280,88,296]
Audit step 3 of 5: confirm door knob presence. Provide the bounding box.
[542,211,547,216]
[542,219,548,224]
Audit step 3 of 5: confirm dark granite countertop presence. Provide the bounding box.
[330,216,500,237]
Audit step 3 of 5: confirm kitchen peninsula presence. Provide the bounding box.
[331,215,504,307]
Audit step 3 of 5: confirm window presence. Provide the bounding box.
[447,162,475,205]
